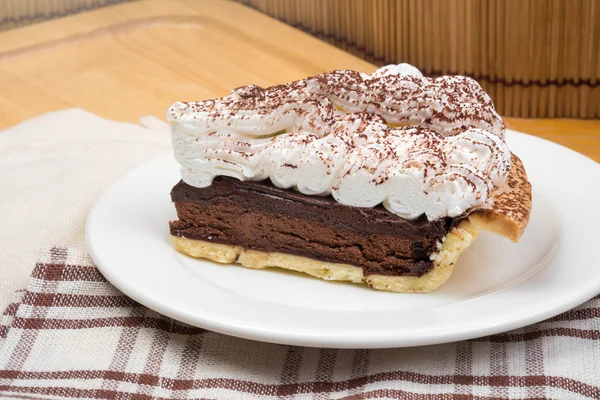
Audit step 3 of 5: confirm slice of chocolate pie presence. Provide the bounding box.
[167,64,532,292]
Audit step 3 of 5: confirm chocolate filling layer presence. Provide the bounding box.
[170,177,455,277]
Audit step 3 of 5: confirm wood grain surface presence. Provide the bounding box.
[0,0,598,161]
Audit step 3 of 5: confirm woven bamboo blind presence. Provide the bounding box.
[235,0,600,118]
[0,0,137,32]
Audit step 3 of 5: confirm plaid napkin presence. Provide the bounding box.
[0,247,599,400]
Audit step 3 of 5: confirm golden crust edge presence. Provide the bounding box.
[475,153,532,242]
[170,217,480,293]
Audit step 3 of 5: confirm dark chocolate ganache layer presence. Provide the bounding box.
[170,177,456,277]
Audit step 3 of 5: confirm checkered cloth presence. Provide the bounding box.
[1,248,599,400]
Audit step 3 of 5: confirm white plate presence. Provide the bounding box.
[86,130,600,348]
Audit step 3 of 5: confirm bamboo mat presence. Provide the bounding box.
[0,0,137,31]
[236,0,600,118]
[2,0,598,118]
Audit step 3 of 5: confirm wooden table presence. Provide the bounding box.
[0,0,598,162]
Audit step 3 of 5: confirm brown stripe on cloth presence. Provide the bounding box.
[97,306,147,396]
[0,386,171,400]
[346,349,371,397]
[172,334,205,397]
[30,263,107,282]
[351,349,371,380]
[546,307,600,322]
[0,385,550,400]
[0,291,23,340]
[9,315,207,334]
[470,328,600,342]
[453,341,473,396]
[135,310,172,397]
[339,391,548,400]
[1,248,65,387]
[277,346,305,397]
[1,294,22,319]
[20,292,140,308]
[1,370,600,398]
[0,322,10,340]
[524,325,547,399]
[489,341,509,398]
[0,393,52,400]
[312,349,337,400]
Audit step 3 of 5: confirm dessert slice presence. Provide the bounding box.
[167,64,531,292]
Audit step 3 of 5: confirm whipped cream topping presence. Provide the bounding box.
[370,63,424,78]
[168,65,511,221]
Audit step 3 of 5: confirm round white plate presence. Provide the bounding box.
[86,130,600,348]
